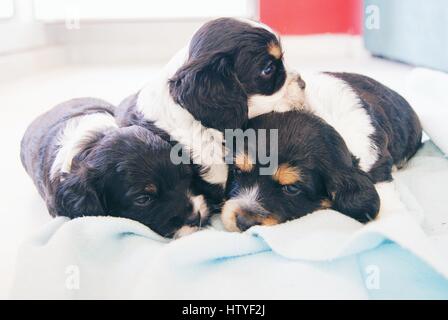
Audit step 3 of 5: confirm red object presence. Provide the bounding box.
[259,0,362,35]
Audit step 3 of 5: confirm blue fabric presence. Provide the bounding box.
[10,142,448,299]
[10,212,448,299]
[358,242,448,299]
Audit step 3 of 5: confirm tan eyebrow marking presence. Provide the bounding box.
[267,42,282,59]
[235,152,254,172]
[145,184,157,194]
[273,164,301,185]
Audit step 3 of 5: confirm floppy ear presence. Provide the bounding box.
[325,168,380,223]
[54,167,104,218]
[54,132,107,219]
[169,52,248,132]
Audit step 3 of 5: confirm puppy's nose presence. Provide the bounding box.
[236,214,259,231]
[185,213,201,226]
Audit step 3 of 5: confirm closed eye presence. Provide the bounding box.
[134,194,153,206]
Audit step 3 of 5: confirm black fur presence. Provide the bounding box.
[225,111,380,230]
[20,98,116,216]
[21,98,206,237]
[326,72,423,182]
[116,18,299,213]
[117,18,295,211]
[116,93,225,211]
[168,18,286,132]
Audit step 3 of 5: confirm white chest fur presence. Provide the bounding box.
[137,46,228,187]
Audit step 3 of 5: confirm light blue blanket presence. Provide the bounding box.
[10,141,448,299]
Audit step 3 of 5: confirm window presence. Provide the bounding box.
[0,0,14,19]
[34,0,255,21]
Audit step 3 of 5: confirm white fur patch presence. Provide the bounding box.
[237,18,279,40]
[248,72,306,118]
[189,194,209,221]
[303,72,379,172]
[50,113,117,180]
[221,186,259,231]
[173,225,199,239]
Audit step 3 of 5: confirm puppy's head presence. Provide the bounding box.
[222,111,380,232]
[169,18,306,132]
[54,126,208,238]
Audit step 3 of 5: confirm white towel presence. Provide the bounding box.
[406,67,448,155]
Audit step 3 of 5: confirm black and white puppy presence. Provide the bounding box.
[21,98,208,238]
[300,72,422,182]
[117,17,306,204]
[223,111,380,231]
[223,73,422,231]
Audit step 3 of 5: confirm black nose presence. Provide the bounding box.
[236,214,258,231]
[295,75,306,89]
[185,213,200,226]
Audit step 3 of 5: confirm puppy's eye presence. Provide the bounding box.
[261,63,275,77]
[282,184,302,196]
[134,194,152,206]
[233,167,243,175]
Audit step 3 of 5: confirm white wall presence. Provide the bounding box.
[0,0,258,70]
[44,20,208,64]
[0,0,50,54]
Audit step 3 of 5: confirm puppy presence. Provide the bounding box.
[250,72,423,183]
[116,17,306,205]
[222,111,380,232]
[301,72,422,182]
[21,98,208,238]
[223,73,423,231]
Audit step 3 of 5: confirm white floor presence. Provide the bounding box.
[0,55,414,298]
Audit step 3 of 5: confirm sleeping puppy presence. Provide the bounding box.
[116,17,306,205]
[249,72,423,183]
[222,111,380,232]
[223,73,423,231]
[21,98,208,238]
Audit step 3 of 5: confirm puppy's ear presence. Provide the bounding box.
[70,132,106,171]
[54,133,106,218]
[54,167,104,218]
[169,52,248,131]
[325,168,380,223]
